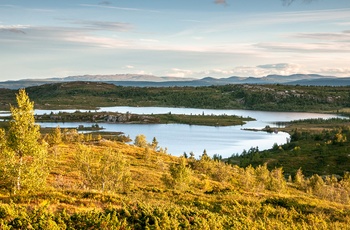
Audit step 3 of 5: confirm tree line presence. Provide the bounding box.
[2,82,350,112]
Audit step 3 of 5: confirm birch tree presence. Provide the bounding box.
[5,89,48,193]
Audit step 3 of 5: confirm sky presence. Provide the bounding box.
[0,0,350,81]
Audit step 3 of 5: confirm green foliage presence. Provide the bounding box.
[62,128,84,143]
[192,154,234,184]
[0,145,16,193]
[164,157,192,190]
[0,128,6,149]
[294,168,306,189]
[268,168,286,192]
[307,174,325,194]
[2,82,350,112]
[1,191,350,229]
[155,113,252,126]
[134,134,148,148]
[74,145,132,193]
[47,126,62,145]
[333,129,347,144]
[254,164,270,191]
[7,89,41,155]
[229,125,350,177]
[0,89,48,194]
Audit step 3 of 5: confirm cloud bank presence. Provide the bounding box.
[166,63,302,78]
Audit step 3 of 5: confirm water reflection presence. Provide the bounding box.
[34,106,344,158]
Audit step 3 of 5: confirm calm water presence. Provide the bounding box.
[34,106,344,158]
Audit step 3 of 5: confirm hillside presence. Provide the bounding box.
[1,130,350,229]
[1,81,350,113]
[229,118,350,177]
[1,88,350,229]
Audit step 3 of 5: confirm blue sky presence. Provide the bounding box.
[1,0,350,80]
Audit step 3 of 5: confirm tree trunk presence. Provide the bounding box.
[16,156,23,192]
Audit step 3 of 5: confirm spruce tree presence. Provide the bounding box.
[151,137,159,151]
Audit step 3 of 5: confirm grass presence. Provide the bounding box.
[1,135,350,229]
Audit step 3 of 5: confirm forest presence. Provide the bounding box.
[1,82,350,114]
[1,89,350,229]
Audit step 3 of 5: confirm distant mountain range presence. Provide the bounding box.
[0,74,349,89]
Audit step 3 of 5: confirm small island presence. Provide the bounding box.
[32,110,255,127]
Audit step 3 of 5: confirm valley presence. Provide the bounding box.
[1,83,350,229]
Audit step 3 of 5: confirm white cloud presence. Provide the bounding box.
[162,63,303,79]
[79,4,159,13]
[230,63,302,77]
[200,8,350,35]
[0,24,30,29]
[139,38,159,43]
[0,24,133,48]
[256,42,350,53]
[68,20,133,32]
[336,22,350,26]
[64,35,130,48]
[28,8,55,13]
[125,65,134,69]
[0,4,18,8]
[166,68,194,78]
[193,36,204,40]
[312,68,350,77]
[258,63,301,72]
[0,24,31,35]
[293,31,350,42]
[137,70,153,75]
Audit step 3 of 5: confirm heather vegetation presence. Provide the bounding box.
[1,89,350,229]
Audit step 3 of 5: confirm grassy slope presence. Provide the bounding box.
[1,138,350,229]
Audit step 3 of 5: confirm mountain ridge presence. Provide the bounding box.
[0,73,348,89]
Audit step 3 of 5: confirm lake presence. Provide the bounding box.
[33,106,344,158]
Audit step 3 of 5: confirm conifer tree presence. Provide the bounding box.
[5,89,48,193]
[151,137,159,151]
